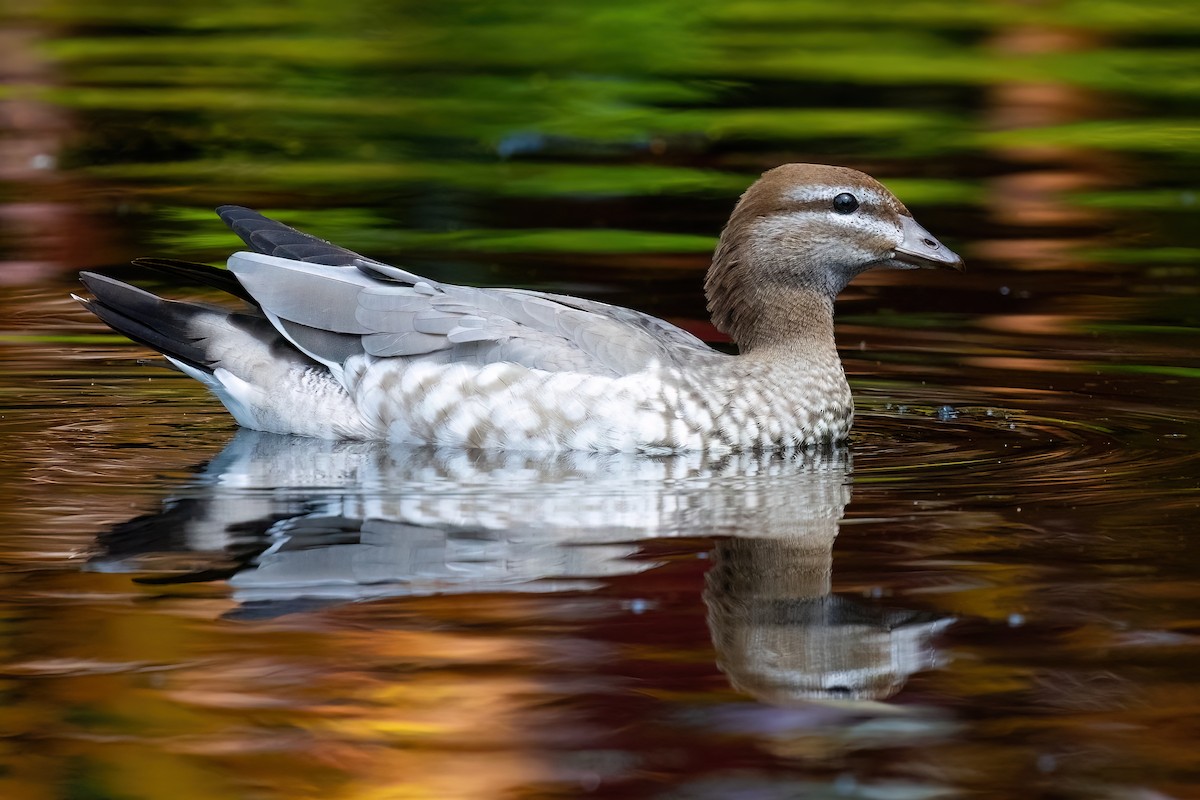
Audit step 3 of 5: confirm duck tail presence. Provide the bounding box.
[75,271,218,373]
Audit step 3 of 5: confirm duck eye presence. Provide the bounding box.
[832,193,859,214]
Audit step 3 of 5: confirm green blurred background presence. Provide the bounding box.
[4,0,1199,311]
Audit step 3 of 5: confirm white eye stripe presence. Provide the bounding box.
[752,211,900,242]
[784,185,888,206]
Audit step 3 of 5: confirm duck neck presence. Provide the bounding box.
[732,285,838,365]
[705,228,843,364]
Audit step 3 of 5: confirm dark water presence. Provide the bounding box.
[2,1,1199,798]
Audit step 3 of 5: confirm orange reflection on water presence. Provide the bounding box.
[0,581,585,799]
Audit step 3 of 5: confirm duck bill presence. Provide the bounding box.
[893,216,964,270]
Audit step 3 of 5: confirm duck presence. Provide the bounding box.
[75,163,962,452]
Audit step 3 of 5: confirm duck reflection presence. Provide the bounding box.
[92,430,950,702]
[706,538,951,704]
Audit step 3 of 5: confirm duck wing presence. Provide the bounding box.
[219,207,724,379]
[218,205,368,266]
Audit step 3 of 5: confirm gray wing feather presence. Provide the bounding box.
[356,291,437,313]
[225,222,723,378]
[413,314,470,336]
[276,318,366,364]
[363,331,448,357]
[354,258,428,285]
[230,252,375,334]
[446,326,499,344]
[511,288,714,353]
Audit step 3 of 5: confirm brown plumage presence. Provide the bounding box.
[706,164,942,351]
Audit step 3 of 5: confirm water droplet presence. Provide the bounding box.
[999,286,1010,296]
[936,405,958,421]
[1008,613,1025,627]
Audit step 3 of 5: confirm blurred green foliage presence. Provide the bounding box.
[2,0,1198,265]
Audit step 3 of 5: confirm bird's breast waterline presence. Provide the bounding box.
[326,358,854,451]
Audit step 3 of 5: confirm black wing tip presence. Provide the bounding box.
[215,204,271,233]
[212,205,371,267]
[216,204,255,218]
